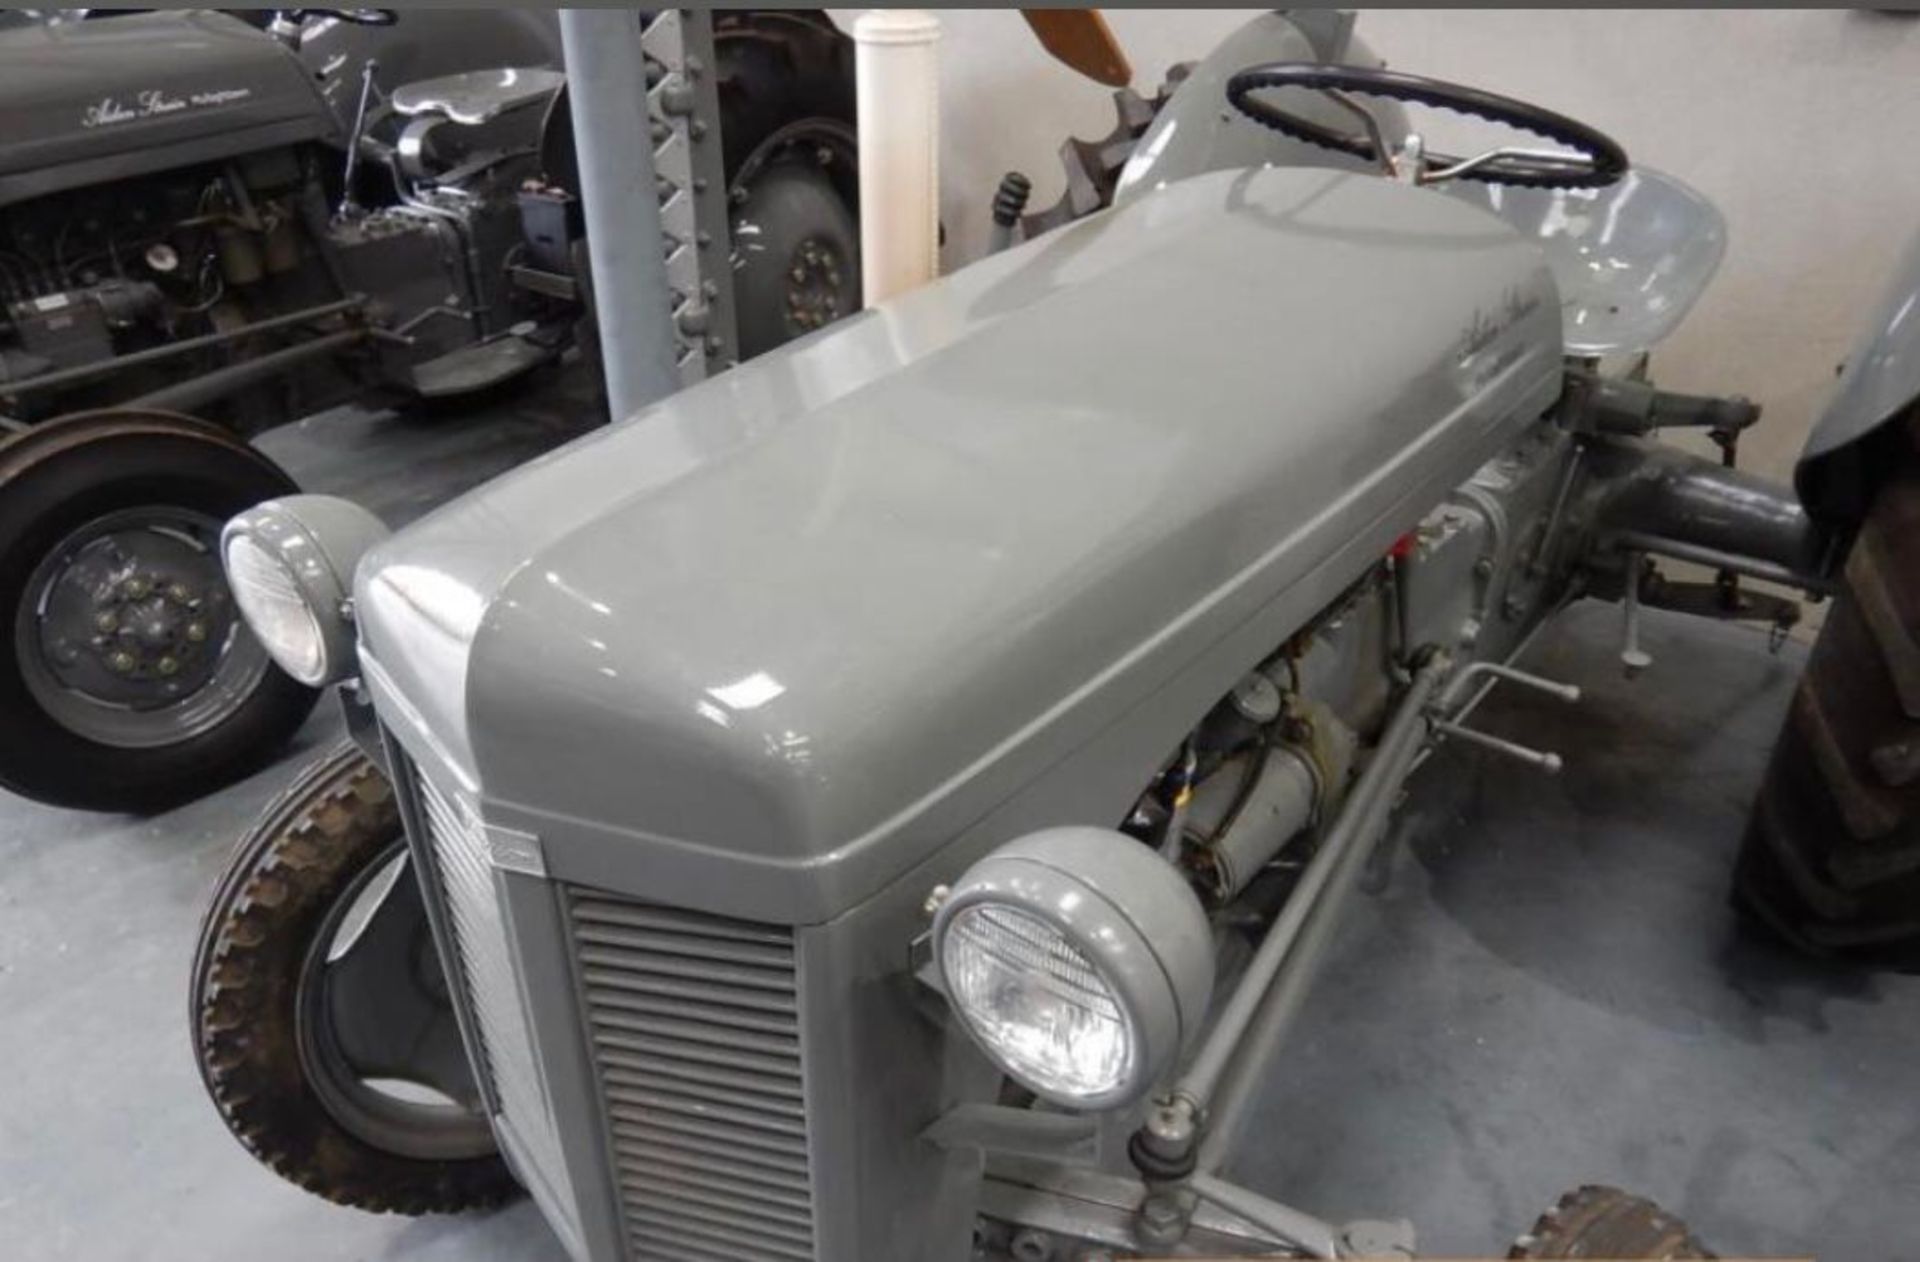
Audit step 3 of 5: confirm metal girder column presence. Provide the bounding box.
[559,8,679,421]
[646,9,739,379]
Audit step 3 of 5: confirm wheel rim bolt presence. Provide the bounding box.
[95,611,119,633]
[185,622,208,644]
[123,577,150,599]
[107,651,136,673]
[156,656,179,677]
[168,583,193,603]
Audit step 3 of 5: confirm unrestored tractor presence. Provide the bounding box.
[188,10,1916,1261]
[0,8,859,811]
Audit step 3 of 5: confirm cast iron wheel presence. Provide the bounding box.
[732,160,860,355]
[0,410,318,812]
[1735,417,1920,966]
[1510,1185,1715,1258]
[717,10,862,358]
[192,742,516,1214]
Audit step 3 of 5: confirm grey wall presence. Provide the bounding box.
[866,8,1920,488]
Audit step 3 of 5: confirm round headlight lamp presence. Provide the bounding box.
[933,827,1214,1110]
[221,495,389,687]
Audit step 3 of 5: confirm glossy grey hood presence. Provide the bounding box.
[0,11,332,207]
[357,165,1561,922]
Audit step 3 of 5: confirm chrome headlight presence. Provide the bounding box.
[221,495,388,687]
[933,827,1214,1110]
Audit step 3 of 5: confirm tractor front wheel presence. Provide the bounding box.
[1510,1185,1715,1258]
[191,742,514,1213]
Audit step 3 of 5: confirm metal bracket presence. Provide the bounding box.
[922,1104,1099,1161]
[485,823,546,877]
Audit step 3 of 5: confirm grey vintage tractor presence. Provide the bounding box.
[0,7,859,811]
[186,10,1915,1260]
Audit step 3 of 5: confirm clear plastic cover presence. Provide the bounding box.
[940,902,1135,1100]
[224,532,326,684]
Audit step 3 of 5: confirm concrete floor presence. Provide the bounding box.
[2,389,1916,1260]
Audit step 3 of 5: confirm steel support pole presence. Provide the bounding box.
[559,8,680,422]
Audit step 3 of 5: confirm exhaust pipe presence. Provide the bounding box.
[853,10,942,306]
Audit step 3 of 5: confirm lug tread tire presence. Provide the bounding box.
[1736,441,1920,964]
[189,742,517,1215]
[1509,1185,1714,1259]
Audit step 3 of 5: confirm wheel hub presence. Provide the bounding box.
[34,516,232,704]
[16,505,269,749]
[77,572,223,690]
[297,844,495,1160]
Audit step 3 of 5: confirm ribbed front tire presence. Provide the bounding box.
[191,743,516,1214]
[1510,1185,1714,1258]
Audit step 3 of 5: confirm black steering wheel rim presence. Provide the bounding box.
[1226,62,1627,190]
[287,7,399,26]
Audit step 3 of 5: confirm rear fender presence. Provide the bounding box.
[1797,229,1920,524]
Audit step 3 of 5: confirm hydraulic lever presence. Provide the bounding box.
[337,59,380,220]
[1429,660,1582,773]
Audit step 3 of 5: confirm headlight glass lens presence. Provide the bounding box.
[225,532,326,683]
[940,902,1136,1100]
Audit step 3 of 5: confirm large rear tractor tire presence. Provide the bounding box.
[191,743,514,1213]
[716,10,862,358]
[1510,1185,1715,1259]
[0,410,318,812]
[1735,437,1920,965]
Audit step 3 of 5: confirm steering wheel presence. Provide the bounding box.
[284,8,398,26]
[1226,63,1627,190]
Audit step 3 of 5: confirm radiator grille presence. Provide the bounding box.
[415,772,572,1198]
[568,890,818,1262]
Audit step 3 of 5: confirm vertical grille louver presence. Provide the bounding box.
[567,890,819,1262]
[414,771,573,1201]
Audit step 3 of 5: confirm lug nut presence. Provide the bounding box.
[107,651,136,673]
[123,577,150,599]
[156,656,179,677]
[94,611,119,633]
[184,622,208,644]
[168,583,192,603]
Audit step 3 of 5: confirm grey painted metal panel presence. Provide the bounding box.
[381,723,629,1262]
[1111,11,1408,208]
[792,853,1004,1262]
[1796,228,1920,520]
[413,768,584,1251]
[1446,167,1726,356]
[0,11,333,206]
[355,164,1561,926]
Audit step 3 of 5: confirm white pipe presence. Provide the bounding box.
[853,9,941,306]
